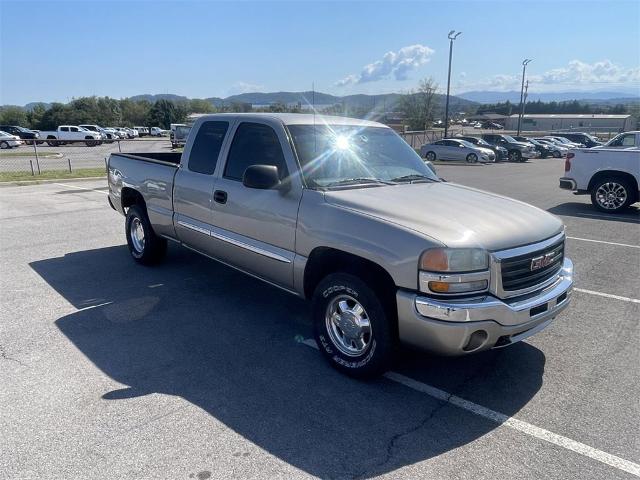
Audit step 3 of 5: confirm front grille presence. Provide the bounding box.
[500,239,564,292]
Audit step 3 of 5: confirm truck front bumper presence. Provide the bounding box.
[396,258,573,355]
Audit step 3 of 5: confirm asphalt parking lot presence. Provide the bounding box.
[1,157,638,479]
[0,138,171,172]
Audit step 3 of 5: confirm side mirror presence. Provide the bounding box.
[242,164,281,189]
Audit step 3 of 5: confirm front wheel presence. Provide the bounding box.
[125,205,167,265]
[466,153,478,163]
[312,273,396,378]
[425,151,436,161]
[591,178,635,213]
[508,150,522,162]
[0,141,10,149]
[552,150,561,158]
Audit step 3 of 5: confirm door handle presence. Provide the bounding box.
[213,190,227,204]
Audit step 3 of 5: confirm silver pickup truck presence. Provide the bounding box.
[107,113,573,378]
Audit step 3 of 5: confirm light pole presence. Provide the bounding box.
[444,30,461,138]
[516,58,532,135]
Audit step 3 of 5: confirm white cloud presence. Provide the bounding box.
[227,81,265,95]
[336,44,435,86]
[457,59,640,92]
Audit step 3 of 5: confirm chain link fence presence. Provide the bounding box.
[0,136,175,176]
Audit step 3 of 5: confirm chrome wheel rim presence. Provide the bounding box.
[130,217,146,252]
[467,154,477,163]
[325,295,372,357]
[596,182,627,210]
[426,152,435,161]
[509,151,517,161]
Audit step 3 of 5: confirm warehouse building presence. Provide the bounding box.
[504,114,635,132]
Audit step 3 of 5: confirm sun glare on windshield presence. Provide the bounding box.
[334,135,351,150]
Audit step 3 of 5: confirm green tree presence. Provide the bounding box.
[188,99,215,114]
[0,106,28,126]
[25,103,47,128]
[146,99,187,129]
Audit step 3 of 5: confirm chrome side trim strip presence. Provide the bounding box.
[177,219,292,264]
[209,229,292,264]
[177,220,211,236]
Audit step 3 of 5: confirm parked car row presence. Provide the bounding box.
[0,123,170,148]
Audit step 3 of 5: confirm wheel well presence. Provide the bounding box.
[120,187,146,212]
[47,135,55,139]
[304,247,397,308]
[589,171,639,199]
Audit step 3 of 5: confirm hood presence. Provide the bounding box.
[323,182,563,251]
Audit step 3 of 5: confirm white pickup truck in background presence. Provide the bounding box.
[560,148,640,212]
[594,131,640,150]
[39,125,103,146]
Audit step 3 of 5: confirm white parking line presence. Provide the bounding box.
[300,338,640,477]
[567,236,640,249]
[54,182,108,195]
[574,288,640,304]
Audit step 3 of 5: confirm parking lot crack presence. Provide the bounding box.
[0,344,27,367]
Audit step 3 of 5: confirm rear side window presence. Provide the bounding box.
[188,121,229,174]
[224,122,287,181]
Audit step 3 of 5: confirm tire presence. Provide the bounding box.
[466,153,478,163]
[125,205,167,265]
[552,150,561,158]
[425,151,436,161]
[0,141,9,149]
[508,150,522,162]
[85,137,98,147]
[312,273,396,379]
[46,136,56,147]
[590,177,635,213]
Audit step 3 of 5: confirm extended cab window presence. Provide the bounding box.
[224,122,287,181]
[188,121,229,175]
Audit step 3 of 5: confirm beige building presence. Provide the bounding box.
[505,114,635,132]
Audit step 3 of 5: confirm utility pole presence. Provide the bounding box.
[517,59,532,135]
[444,30,462,138]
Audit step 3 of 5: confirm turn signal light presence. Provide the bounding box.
[565,152,574,172]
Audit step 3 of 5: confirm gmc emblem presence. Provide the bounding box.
[530,252,555,271]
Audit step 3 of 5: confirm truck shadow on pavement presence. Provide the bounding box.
[31,245,545,479]
[548,202,640,223]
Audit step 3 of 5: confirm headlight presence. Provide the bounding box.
[420,248,489,295]
[420,248,488,272]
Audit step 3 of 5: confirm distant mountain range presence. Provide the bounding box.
[12,89,640,112]
[457,90,640,104]
[127,91,477,111]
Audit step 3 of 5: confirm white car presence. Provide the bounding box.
[150,127,166,136]
[0,130,23,149]
[594,131,640,150]
[421,138,496,163]
[560,148,639,212]
[38,125,102,146]
[544,136,584,149]
[534,138,568,157]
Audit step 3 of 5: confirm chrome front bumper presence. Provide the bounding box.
[396,258,573,355]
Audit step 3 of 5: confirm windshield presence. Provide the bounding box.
[458,139,477,148]
[287,125,439,188]
[502,135,518,143]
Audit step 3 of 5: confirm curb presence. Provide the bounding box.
[0,176,106,187]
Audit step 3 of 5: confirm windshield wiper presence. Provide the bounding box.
[324,178,395,188]
[390,174,436,184]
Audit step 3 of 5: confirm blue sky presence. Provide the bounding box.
[1,0,639,105]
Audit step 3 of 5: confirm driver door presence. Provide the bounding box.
[209,120,303,290]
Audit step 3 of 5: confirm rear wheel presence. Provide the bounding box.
[312,273,396,378]
[46,136,56,147]
[591,177,635,213]
[125,205,167,265]
[425,151,436,161]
